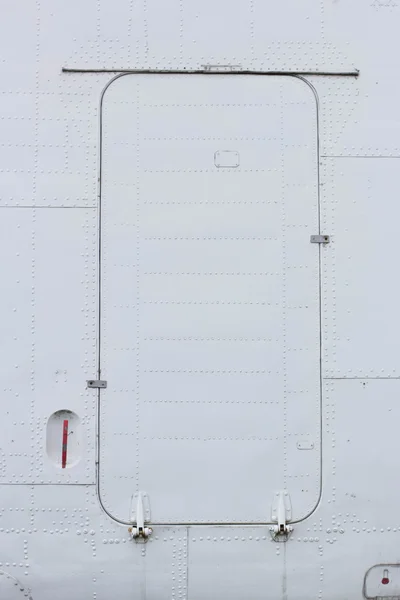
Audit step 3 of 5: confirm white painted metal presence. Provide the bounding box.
[99,73,321,524]
[0,0,399,597]
[323,158,400,378]
[0,570,33,600]
[0,209,96,484]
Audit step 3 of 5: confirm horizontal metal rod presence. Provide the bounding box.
[322,155,400,159]
[62,67,359,77]
[325,376,400,380]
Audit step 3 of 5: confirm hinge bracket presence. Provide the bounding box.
[129,492,152,541]
[86,380,107,389]
[310,234,330,244]
[269,490,293,542]
[202,64,242,72]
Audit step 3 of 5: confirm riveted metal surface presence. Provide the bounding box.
[323,380,400,530]
[1,0,400,597]
[61,0,355,72]
[188,526,282,599]
[99,74,321,524]
[0,209,97,484]
[322,158,400,378]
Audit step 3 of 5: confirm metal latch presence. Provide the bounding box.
[269,491,293,542]
[129,492,152,541]
[86,380,107,389]
[310,234,330,244]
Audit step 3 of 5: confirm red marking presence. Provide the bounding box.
[61,419,68,468]
[382,578,390,585]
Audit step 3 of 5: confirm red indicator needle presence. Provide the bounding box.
[61,419,68,469]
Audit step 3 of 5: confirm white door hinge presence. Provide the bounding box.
[269,490,293,542]
[129,491,152,541]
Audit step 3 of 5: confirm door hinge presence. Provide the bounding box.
[86,380,107,389]
[269,490,293,542]
[129,491,152,541]
[310,234,330,244]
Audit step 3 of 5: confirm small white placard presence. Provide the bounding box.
[214,150,240,168]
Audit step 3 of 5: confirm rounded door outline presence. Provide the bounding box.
[96,71,323,526]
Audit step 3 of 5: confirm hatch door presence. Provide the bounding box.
[99,74,321,524]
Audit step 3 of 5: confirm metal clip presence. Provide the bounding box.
[310,234,330,244]
[269,491,293,542]
[86,380,107,389]
[129,492,152,541]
